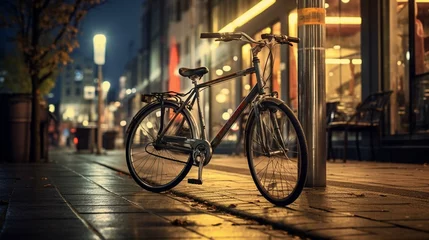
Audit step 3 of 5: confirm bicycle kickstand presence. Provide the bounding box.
[188,156,204,185]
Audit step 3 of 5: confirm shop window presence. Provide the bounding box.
[210,58,238,144]
[414,1,429,132]
[388,1,410,134]
[289,0,362,116]
[325,0,362,117]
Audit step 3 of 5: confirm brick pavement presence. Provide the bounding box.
[77,149,429,240]
[0,150,303,240]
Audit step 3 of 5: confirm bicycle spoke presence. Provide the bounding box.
[126,103,194,191]
[247,102,305,205]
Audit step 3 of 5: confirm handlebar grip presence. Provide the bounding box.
[200,32,221,38]
[288,36,300,43]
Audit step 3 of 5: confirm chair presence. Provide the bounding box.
[326,101,346,161]
[327,91,393,162]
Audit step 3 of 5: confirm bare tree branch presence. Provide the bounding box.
[37,0,83,62]
[38,70,54,84]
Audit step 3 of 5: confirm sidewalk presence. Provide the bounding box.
[1,149,429,239]
[0,149,302,240]
[76,149,429,239]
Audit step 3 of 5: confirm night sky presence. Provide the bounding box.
[76,0,142,100]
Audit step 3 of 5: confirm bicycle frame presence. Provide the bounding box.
[157,54,267,152]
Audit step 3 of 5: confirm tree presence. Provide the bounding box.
[0,0,104,162]
[1,51,56,95]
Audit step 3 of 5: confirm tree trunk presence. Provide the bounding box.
[30,75,40,162]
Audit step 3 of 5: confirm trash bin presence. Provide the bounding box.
[103,130,117,150]
[0,94,31,162]
[75,127,95,152]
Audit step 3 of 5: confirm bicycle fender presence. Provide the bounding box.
[245,97,285,123]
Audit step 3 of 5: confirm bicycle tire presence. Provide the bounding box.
[245,98,308,206]
[126,101,196,192]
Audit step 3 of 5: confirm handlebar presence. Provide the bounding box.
[200,32,299,45]
[261,33,300,44]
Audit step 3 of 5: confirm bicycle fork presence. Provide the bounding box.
[255,104,288,157]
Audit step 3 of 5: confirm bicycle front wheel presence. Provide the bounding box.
[126,101,196,192]
[245,100,308,206]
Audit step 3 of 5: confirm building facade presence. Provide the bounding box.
[59,54,95,124]
[134,0,429,161]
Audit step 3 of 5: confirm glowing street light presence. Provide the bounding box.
[102,81,111,96]
[93,34,106,155]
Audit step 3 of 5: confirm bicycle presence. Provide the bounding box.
[125,32,308,206]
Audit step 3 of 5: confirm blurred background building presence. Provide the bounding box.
[41,0,428,161]
[59,54,95,124]
[126,0,428,161]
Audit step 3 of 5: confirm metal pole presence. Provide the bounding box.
[297,0,326,187]
[96,64,103,155]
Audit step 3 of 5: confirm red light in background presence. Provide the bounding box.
[73,137,78,145]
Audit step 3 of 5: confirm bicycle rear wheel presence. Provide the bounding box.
[245,100,308,206]
[126,101,195,192]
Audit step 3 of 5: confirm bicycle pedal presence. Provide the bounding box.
[187,179,203,185]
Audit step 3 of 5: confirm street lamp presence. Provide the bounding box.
[93,34,106,155]
[102,80,111,128]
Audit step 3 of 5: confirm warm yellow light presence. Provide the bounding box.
[290,12,361,25]
[263,27,271,34]
[216,69,224,76]
[216,94,226,103]
[351,59,362,65]
[219,0,276,32]
[326,17,361,25]
[326,59,350,64]
[223,65,231,72]
[120,120,127,127]
[62,107,75,120]
[222,112,231,120]
[49,104,55,113]
[102,81,110,92]
[325,58,362,65]
[93,34,106,65]
[83,120,89,126]
[242,44,251,54]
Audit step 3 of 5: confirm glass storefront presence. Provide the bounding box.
[209,57,240,143]
[387,0,429,134]
[289,0,362,116]
[414,0,429,133]
[206,0,429,149]
[209,22,283,145]
[325,0,362,117]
